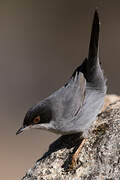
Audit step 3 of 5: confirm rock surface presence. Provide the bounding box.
[22,95,120,180]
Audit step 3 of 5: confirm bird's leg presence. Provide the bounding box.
[69,138,86,170]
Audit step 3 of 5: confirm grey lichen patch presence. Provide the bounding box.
[22,96,120,180]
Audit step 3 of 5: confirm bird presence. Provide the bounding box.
[16,10,107,169]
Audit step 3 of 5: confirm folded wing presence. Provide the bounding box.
[62,71,86,119]
[48,70,86,121]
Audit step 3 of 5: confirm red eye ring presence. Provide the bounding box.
[33,116,40,124]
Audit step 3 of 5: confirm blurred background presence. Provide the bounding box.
[0,0,120,179]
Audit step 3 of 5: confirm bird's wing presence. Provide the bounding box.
[62,71,86,119]
[49,70,86,120]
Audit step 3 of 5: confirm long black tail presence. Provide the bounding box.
[88,10,99,62]
[72,10,100,81]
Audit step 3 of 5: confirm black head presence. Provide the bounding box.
[16,101,52,135]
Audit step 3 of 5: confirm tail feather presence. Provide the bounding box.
[71,10,101,82]
[88,10,99,61]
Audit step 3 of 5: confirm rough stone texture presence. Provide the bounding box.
[22,95,120,180]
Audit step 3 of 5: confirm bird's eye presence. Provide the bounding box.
[33,116,40,124]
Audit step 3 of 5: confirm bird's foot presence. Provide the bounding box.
[68,138,86,170]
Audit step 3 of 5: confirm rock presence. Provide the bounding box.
[22,95,120,180]
[102,94,120,111]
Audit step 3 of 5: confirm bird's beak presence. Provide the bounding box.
[16,126,30,135]
[16,127,24,135]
